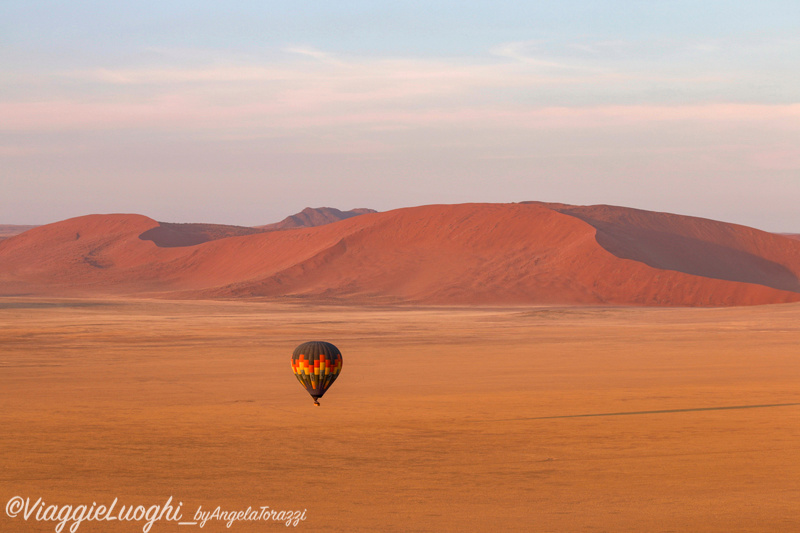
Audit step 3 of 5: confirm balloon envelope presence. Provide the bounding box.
[291,341,342,403]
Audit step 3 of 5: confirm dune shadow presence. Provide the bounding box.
[139,222,266,248]
[566,213,800,293]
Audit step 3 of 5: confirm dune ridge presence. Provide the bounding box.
[1,203,799,306]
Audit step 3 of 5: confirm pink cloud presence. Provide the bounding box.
[749,147,800,170]
[2,99,799,133]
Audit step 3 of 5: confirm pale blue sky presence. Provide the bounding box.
[1,1,799,230]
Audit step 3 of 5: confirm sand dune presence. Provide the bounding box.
[256,206,377,231]
[1,203,799,306]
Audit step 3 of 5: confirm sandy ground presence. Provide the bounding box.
[1,299,799,532]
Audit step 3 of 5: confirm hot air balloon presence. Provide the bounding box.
[291,341,342,406]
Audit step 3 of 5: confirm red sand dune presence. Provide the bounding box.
[1,203,799,306]
[784,234,800,241]
[256,206,377,231]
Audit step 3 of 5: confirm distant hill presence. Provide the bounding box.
[0,225,38,241]
[1,203,799,306]
[256,207,377,231]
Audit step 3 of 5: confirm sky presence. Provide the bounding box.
[1,1,799,231]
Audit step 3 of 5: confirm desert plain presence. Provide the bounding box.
[1,297,799,532]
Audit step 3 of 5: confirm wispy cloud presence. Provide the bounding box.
[567,40,630,55]
[3,96,798,134]
[2,43,798,141]
[490,41,587,70]
[282,46,347,66]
